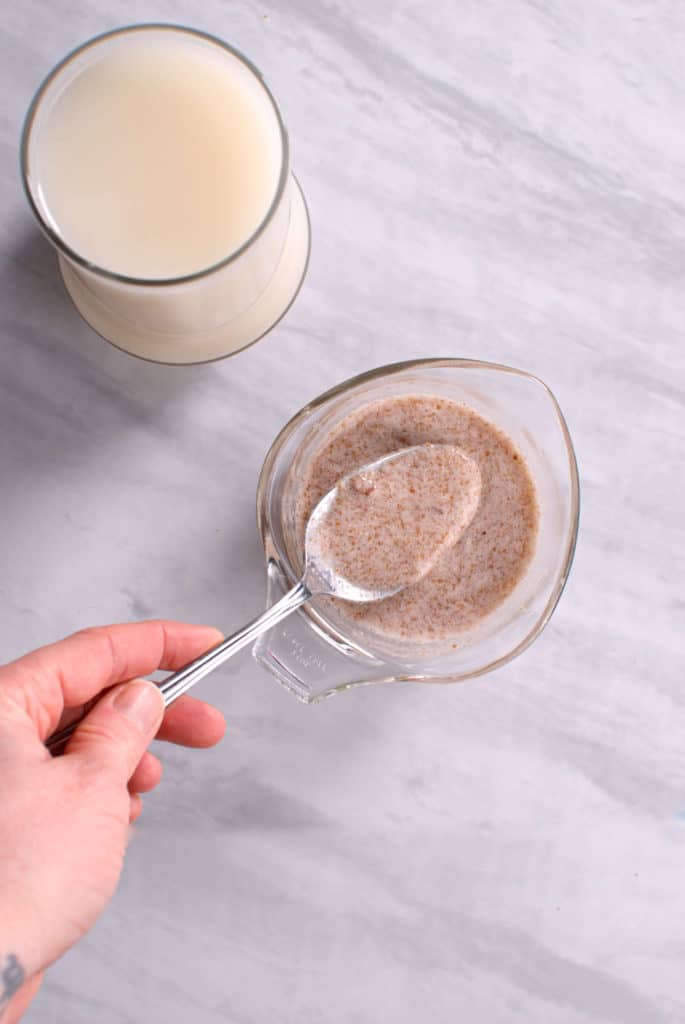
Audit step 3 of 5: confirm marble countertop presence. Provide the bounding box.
[2,1,683,1022]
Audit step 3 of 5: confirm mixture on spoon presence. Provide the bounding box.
[307,444,482,595]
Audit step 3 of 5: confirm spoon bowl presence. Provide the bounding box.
[303,444,481,602]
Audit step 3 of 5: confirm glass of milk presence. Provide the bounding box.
[21,24,311,364]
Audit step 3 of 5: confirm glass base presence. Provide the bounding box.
[58,177,311,365]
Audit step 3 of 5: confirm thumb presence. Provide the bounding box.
[66,679,165,781]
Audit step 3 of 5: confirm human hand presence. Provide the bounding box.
[0,621,225,1023]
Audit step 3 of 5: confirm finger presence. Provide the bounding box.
[128,751,163,793]
[66,679,165,781]
[4,971,44,1024]
[0,622,222,741]
[156,695,226,748]
[129,793,143,823]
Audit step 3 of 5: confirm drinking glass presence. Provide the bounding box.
[21,24,310,364]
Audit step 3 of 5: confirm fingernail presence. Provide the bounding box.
[113,681,163,733]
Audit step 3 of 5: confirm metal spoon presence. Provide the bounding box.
[46,444,480,753]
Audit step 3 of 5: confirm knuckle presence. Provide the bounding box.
[71,626,123,681]
[72,720,131,770]
[73,625,106,643]
[70,747,116,794]
[72,750,101,783]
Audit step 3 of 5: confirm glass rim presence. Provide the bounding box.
[20,22,291,288]
[256,357,581,685]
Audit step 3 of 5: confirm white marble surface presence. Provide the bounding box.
[1,1,683,1021]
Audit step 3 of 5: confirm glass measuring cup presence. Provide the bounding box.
[254,359,579,702]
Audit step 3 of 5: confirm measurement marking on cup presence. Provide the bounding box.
[280,630,327,671]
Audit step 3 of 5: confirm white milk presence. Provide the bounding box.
[23,26,310,362]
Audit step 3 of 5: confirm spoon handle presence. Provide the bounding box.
[45,579,311,755]
[158,579,311,706]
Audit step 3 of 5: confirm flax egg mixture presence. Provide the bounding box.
[307,444,482,595]
[293,395,539,644]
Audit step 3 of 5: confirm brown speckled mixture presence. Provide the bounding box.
[307,445,482,595]
[293,395,539,643]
